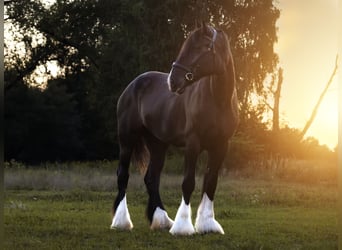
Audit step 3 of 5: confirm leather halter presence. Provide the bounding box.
[171,27,218,83]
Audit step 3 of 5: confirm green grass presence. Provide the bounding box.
[4,170,338,250]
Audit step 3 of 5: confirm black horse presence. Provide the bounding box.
[111,23,238,235]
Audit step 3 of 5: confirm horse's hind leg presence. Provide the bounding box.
[144,135,173,230]
[195,143,227,234]
[111,143,134,230]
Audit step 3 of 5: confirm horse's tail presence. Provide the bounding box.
[132,137,150,174]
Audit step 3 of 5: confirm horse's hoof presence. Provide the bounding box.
[150,207,174,230]
[195,217,224,234]
[110,195,133,230]
[169,220,195,235]
[169,197,195,235]
[195,193,224,234]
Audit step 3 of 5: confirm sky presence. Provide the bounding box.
[275,0,339,149]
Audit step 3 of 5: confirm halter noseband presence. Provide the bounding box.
[171,27,218,83]
[172,62,194,81]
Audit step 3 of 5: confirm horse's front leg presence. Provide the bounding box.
[195,142,228,234]
[169,136,200,235]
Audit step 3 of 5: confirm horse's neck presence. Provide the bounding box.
[209,71,235,109]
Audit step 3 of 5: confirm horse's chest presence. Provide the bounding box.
[192,110,229,141]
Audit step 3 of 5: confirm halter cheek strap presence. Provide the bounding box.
[209,27,217,53]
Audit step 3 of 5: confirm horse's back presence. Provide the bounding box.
[117,71,169,134]
[117,71,169,113]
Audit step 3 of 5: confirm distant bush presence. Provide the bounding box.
[224,126,336,170]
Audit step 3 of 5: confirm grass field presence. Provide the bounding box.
[4,162,338,249]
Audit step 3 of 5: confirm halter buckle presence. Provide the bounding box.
[185,72,194,82]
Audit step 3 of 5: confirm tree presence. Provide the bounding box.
[5,80,83,163]
[5,0,281,162]
[220,0,280,123]
[270,67,283,133]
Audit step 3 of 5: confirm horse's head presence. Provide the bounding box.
[167,23,228,94]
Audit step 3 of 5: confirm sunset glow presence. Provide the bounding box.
[275,0,338,149]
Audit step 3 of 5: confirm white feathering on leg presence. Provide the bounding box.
[169,197,195,235]
[150,207,174,230]
[195,193,224,234]
[110,195,133,230]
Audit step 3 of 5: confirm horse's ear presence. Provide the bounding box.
[201,21,205,34]
[195,20,200,29]
[201,21,206,31]
[201,21,206,28]
[201,22,210,35]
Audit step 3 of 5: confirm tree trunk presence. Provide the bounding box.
[300,55,338,139]
[272,67,283,133]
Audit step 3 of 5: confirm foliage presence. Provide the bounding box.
[225,125,336,170]
[5,0,331,166]
[4,0,183,161]
[5,81,83,163]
